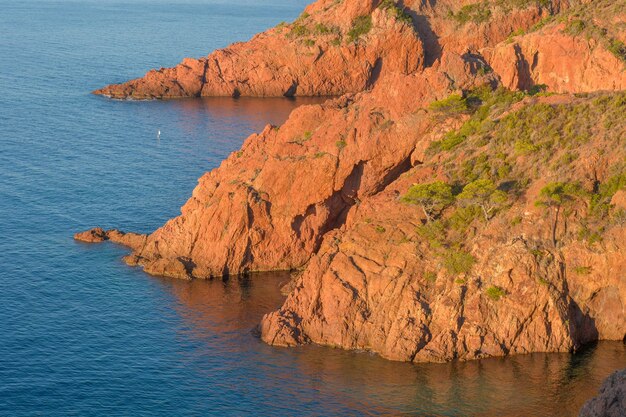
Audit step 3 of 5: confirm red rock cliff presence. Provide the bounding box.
[81,0,626,363]
[94,3,424,99]
[260,91,626,360]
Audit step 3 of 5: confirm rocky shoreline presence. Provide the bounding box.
[79,0,625,365]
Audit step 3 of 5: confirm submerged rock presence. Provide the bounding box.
[74,228,147,251]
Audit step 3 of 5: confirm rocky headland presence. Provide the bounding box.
[80,0,626,364]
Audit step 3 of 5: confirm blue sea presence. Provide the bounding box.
[0,1,624,415]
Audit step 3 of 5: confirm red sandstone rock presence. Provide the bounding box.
[74,229,147,251]
[93,0,578,100]
[484,23,626,93]
[611,190,626,210]
[260,148,626,361]
[99,57,488,280]
[74,227,108,243]
[94,6,423,99]
[83,0,626,363]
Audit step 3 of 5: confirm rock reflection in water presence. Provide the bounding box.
[165,96,331,139]
[156,273,626,416]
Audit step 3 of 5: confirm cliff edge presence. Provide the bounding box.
[80,0,626,363]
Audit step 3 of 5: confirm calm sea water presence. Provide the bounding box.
[0,1,624,416]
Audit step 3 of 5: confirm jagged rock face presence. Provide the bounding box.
[112,59,488,279]
[563,241,626,342]
[260,168,625,361]
[94,6,424,99]
[484,24,626,93]
[81,0,626,363]
[259,90,626,360]
[75,229,146,251]
[94,0,626,100]
[579,368,626,417]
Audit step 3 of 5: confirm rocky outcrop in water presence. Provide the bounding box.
[579,368,626,417]
[94,3,424,99]
[75,228,146,250]
[95,0,626,100]
[80,0,626,362]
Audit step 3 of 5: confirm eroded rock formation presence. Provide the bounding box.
[96,0,626,100]
[81,0,626,362]
[260,92,626,360]
[94,4,424,99]
[485,23,626,93]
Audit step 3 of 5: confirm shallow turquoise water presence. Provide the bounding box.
[0,1,624,416]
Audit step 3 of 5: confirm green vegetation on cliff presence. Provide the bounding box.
[450,2,492,25]
[347,15,373,42]
[449,0,552,26]
[403,88,626,274]
[378,0,413,25]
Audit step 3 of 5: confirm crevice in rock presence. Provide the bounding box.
[513,44,534,91]
[284,81,298,97]
[199,59,209,91]
[369,153,414,195]
[178,257,196,278]
[366,58,383,90]
[411,13,442,68]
